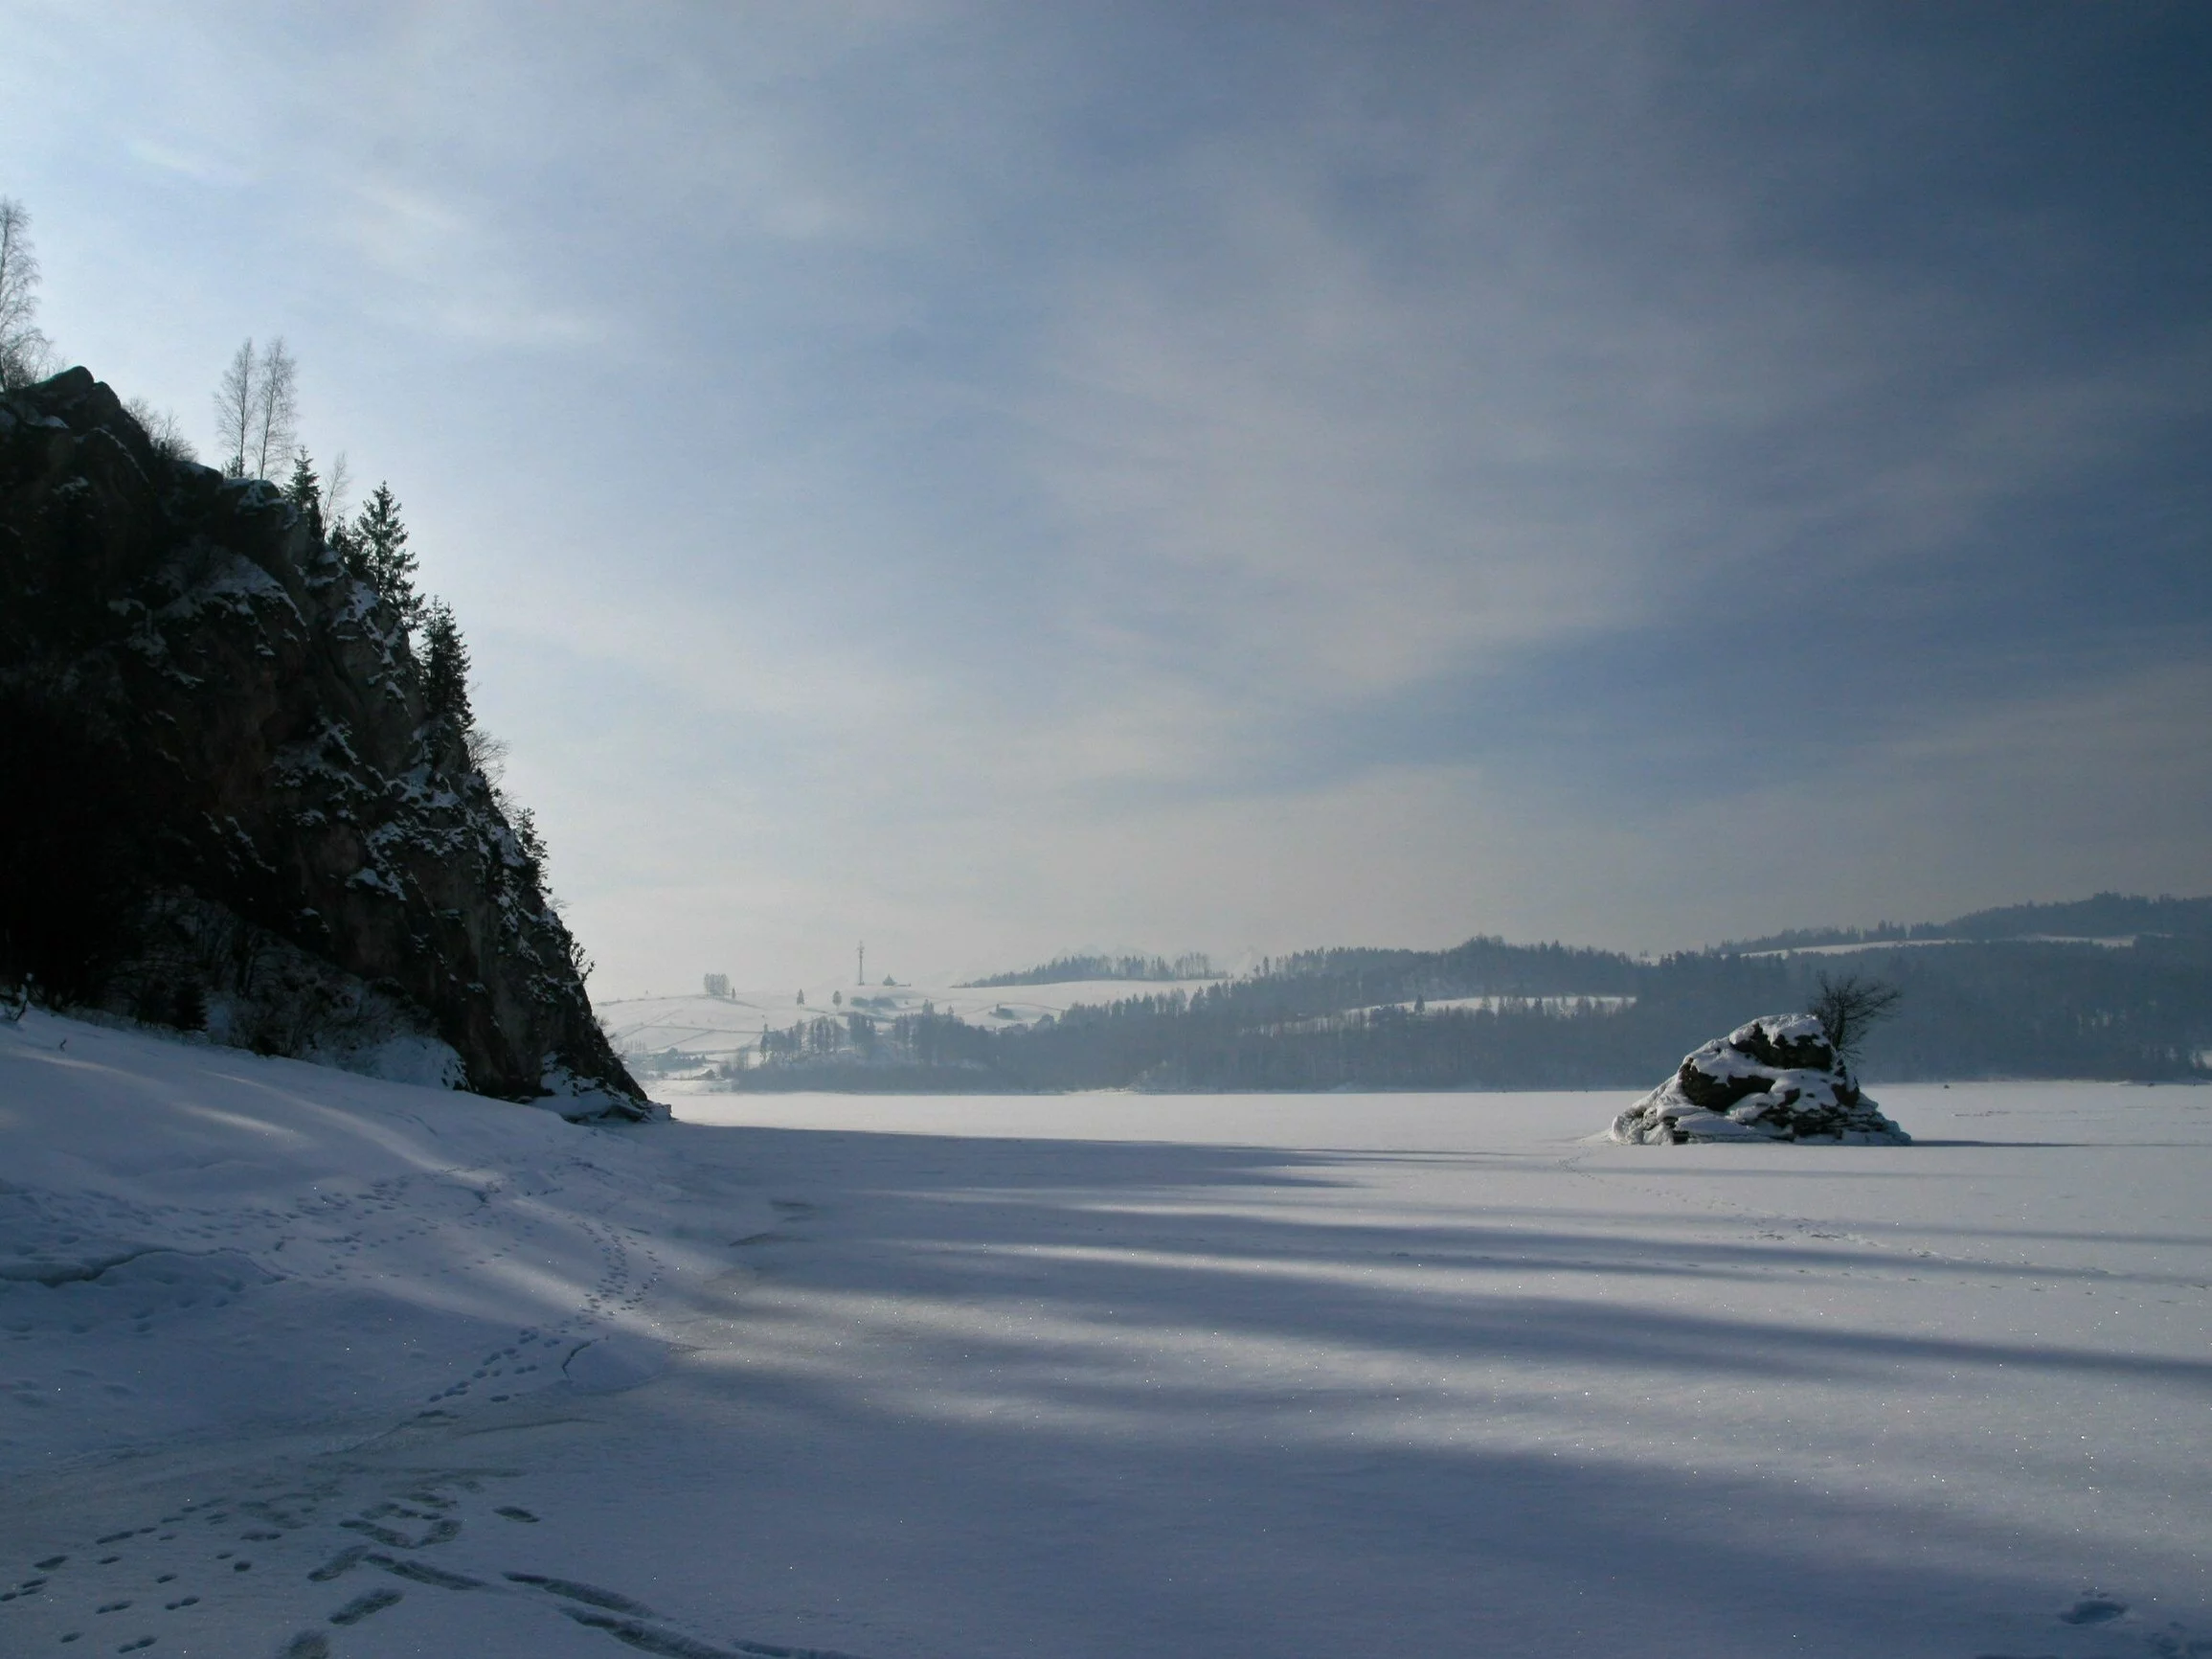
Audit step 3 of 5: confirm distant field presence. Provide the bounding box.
[600,977,1231,1064]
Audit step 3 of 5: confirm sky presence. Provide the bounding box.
[4,2,2209,996]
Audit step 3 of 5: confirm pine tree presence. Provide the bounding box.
[283,447,323,536]
[352,483,422,628]
[508,806,548,894]
[419,598,474,729]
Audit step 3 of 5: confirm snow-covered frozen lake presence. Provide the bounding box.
[4,1009,2207,1657]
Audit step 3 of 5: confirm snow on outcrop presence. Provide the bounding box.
[1610,1012,1910,1145]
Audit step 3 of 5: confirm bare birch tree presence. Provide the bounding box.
[251,336,297,479]
[0,196,56,391]
[322,450,351,527]
[214,338,257,476]
[124,396,197,464]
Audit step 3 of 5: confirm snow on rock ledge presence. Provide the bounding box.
[538,1061,668,1123]
[1610,1013,1910,1146]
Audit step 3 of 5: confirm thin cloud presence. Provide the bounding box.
[5,3,2206,990]
[124,138,256,189]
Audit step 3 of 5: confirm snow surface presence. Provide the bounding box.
[4,1006,2209,1657]
[1335,992,1637,1019]
[1743,936,2140,957]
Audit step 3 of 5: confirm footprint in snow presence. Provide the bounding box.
[1974,1599,2212,1659]
[13,1462,876,1659]
[295,1508,878,1659]
[506,1571,654,1614]
[327,1585,403,1625]
[18,1470,487,1639]
[2059,1596,2128,1625]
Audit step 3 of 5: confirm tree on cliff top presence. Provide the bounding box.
[284,449,323,536]
[350,483,423,630]
[251,339,297,480]
[0,197,56,392]
[213,337,298,480]
[214,340,256,477]
[125,398,197,465]
[420,599,474,730]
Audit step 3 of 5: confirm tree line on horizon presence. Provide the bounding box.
[712,915,2212,1092]
[960,951,1220,989]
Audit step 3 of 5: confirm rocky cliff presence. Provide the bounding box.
[0,368,645,1118]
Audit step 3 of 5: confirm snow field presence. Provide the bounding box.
[2,1007,2208,1657]
[0,1011,741,1472]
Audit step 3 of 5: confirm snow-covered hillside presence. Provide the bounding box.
[0,1009,752,1470]
[599,976,1227,1070]
[1743,936,2140,957]
[4,1007,2209,1657]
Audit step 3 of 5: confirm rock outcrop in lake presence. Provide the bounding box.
[0,368,645,1118]
[1610,1012,1908,1145]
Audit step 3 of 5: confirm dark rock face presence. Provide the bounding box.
[0,368,645,1117]
[1610,1013,1909,1145]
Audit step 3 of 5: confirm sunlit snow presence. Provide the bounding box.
[3,1009,2206,1657]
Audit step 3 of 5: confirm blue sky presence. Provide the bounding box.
[6,3,2208,993]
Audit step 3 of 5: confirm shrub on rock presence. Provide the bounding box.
[1610,1012,1910,1145]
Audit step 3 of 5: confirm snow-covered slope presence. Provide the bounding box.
[600,976,1228,1066]
[1743,936,2140,957]
[3,1007,2208,1658]
[0,1009,748,1470]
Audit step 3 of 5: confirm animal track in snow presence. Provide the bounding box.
[2060,1596,2129,1625]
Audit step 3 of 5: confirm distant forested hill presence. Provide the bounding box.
[729,899,2212,1092]
[1718,892,2212,953]
[959,952,1218,988]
